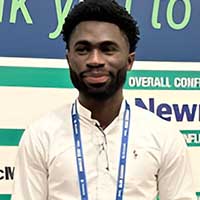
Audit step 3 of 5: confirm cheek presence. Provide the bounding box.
[68,56,83,73]
[108,56,129,71]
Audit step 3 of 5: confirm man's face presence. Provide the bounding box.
[67,21,134,100]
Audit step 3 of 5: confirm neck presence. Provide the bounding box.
[78,90,123,129]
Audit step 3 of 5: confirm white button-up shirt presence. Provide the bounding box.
[11,99,196,200]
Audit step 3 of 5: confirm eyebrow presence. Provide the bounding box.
[74,40,91,47]
[74,40,119,47]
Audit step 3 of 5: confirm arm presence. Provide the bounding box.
[11,127,48,200]
[158,130,196,200]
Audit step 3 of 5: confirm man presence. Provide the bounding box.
[12,0,195,199]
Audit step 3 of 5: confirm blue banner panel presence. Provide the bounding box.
[0,0,199,61]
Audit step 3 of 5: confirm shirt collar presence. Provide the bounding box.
[75,98,126,122]
[76,99,93,120]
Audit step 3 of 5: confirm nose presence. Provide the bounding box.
[86,49,105,68]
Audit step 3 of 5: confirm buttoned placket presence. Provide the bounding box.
[90,120,111,200]
[76,100,125,200]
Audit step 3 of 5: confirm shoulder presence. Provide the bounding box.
[127,99,186,149]
[20,103,73,144]
[129,100,171,130]
[32,103,72,128]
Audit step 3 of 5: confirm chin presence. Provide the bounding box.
[86,92,113,101]
[84,86,117,101]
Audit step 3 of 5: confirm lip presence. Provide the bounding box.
[83,75,109,84]
[82,71,110,84]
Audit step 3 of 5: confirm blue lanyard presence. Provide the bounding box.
[71,100,131,200]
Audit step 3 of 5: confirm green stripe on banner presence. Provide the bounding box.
[0,66,73,88]
[0,193,200,200]
[125,70,200,90]
[0,129,24,146]
[0,195,11,200]
[0,129,199,148]
[181,130,200,147]
[0,67,200,90]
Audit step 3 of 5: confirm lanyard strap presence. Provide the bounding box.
[71,100,131,200]
[116,101,131,200]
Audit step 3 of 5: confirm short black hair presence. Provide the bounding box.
[61,0,140,52]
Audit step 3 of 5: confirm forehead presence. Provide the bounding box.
[69,21,129,48]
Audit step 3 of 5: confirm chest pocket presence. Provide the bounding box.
[124,147,160,190]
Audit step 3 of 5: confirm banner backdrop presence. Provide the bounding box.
[0,0,200,199]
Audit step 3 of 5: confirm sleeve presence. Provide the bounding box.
[11,126,48,200]
[158,129,196,200]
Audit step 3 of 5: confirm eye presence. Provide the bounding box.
[101,45,118,55]
[75,46,90,55]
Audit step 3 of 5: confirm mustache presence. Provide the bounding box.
[80,69,114,78]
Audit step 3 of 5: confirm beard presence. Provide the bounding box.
[69,67,127,101]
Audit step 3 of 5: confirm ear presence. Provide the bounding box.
[66,52,71,67]
[127,52,135,70]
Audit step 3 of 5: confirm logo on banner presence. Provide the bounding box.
[135,98,200,122]
[0,0,192,39]
[0,166,15,180]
